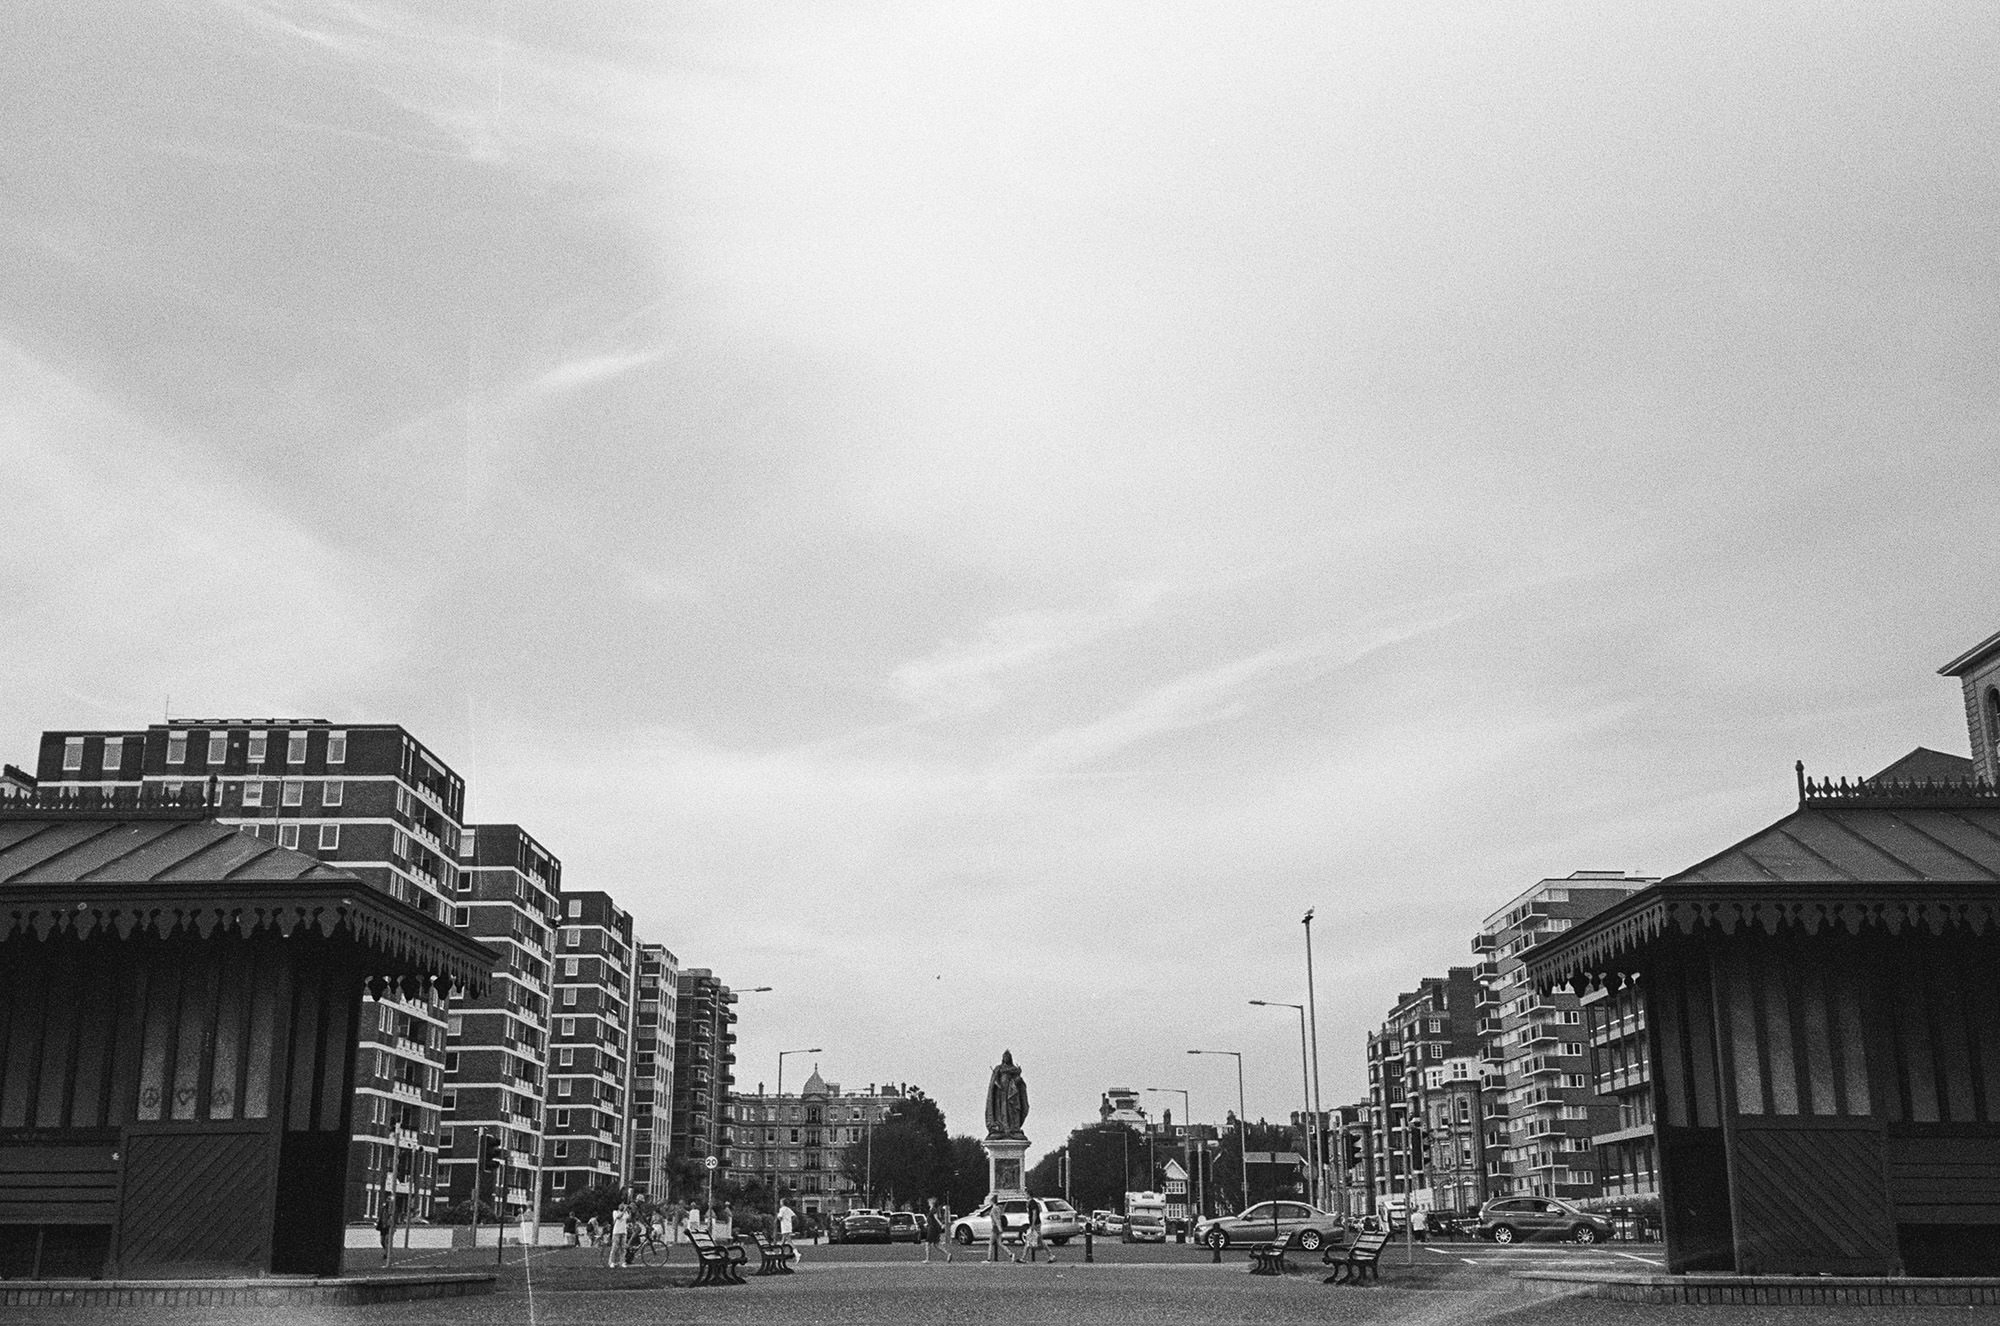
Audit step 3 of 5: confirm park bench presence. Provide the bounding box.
[750,1234,797,1275]
[1248,1241,1292,1275]
[685,1228,748,1286]
[1323,1229,1389,1284]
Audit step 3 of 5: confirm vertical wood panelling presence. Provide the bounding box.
[243,950,285,1121]
[134,961,176,1122]
[208,954,246,1122]
[169,953,212,1121]
[0,961,36,1127]
[324,975,359,1134]
[1686,957,1721,1128]
[1896,970,1940,1122]
[1724,948,1765,1115]
[1928,953,1976,1123]
[1651,959,1689,1127]
[1758,960,1799,1114]
[1797,960,1838,1115]
[33,951,79,1127]
[284,956,320,1133]
[1969,961,2000,1123]
[68,951,116,1129]
[1831,970,1872,1117]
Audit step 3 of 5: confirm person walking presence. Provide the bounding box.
[777,1199,801,1265]
[1024,1198,1044,1263]
[563,1212,579,1247]
[667,1199,687,1245]
[714,1201,734,1241]
[920,1200,948,1264]
[375,1197,396,1266]
[987,1195,1007,1263]
[609,1202,631,1270]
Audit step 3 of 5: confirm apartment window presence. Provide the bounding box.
[101,738,122,773]
[562,928,582,948]
[443,1091,456,1110]
[207,732,228,765]
[278,824,300,849]
[564,957,580,977]
[242,779,263,807]
[553,1141,569,1160]
[556,1079,572,1098]
[455,873,472,894]
[555,1109,570,1129]
[323,779,343,807]
[281,779,303,806]
[319,823,340,850]
[567,900,582,919]
[448,1015,463,1036]
[559,1047,576,1067]
[562,988,578,1008]
[452,907,468,928]
[446,1052,459,1073]
[165,732,186,765]
[560,1018,576,1037]
[287,732,307,764]
[328,730,347,764]
[461,828,476,857]
[248,730,267,762]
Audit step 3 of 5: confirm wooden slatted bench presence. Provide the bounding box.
[1323,1229,1389,1284]
[685,1228,748,1286]
[1248,1241,1292,1274]
[750,1235,796,1275]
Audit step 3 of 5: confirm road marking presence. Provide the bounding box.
[1612,1250,1664,1265]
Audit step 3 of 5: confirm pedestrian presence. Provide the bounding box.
[920,1200,947,1264]
[986,1194,1005,1262]
[1025,1198,1045,1263]
[667,1199,687,1245]
[609,1202,630,1270]
[1412,1208,1429,1243]
[714,1201,734,1241]
[563,1212,579,1247]
[375,1198,396,1266]
[585,1214,600,1246]
[777,1199,802,1265]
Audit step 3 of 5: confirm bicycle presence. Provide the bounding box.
[627,1222,671,1267]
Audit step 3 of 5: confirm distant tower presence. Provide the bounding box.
[1938,630,2000,782]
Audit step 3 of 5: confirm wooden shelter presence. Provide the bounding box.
[0,800,495,1280]
[1526,771,2000,1277]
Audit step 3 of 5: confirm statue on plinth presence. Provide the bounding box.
[984,1050,1029,1139]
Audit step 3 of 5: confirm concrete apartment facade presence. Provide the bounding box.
[1477,871,1656,1202]
[671,969,737,1170]
[629,942,681,1199]
[1364,968,1480,1212]
[541,891,636,1206]
[437,824,559,1217]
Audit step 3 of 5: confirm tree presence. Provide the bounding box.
[1208,1117,1301,1215]
[943,1135,987,1213]
[1024,1123,1147,1213]
[838,1091,953,1208]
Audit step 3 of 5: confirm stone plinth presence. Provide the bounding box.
[983,1135,1029,1199]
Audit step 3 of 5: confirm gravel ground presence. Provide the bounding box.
[5,1241,1984,1326]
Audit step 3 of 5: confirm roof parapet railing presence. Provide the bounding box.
[1796,760,2000,807]
[0,777,219,819]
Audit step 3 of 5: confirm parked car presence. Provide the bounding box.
[1086,1210,1125,1236]
[837,1209,893,1244]
[950,1197,1082,1246]
[1477,1196,1616,1245]
[887,1211,924,1243]
[1193,1202,1347,1252]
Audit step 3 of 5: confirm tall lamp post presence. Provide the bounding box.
[1303,911,1325,1212]
[1143,1087,1195,1223]
[1249,999,1318,1208]
[1187,1050,1248,1216]
[772,1047,821,1215]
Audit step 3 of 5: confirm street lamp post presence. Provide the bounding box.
[1303,911,1325,1211]
[1143,1087,1194,1225]
[772,1047,821,1216]
[1249,999,1318,1208]
[1187,1050,1248,1216]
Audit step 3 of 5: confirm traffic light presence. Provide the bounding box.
[480,1132,502,1171]
[1345,1132,1364,1167]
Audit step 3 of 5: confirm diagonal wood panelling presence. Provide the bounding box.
[116,1132,270,1275]
[1733,1125,1897,1273]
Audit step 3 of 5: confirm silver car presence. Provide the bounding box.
[951,1197,1082,1246]
[1477,1196,1615,1244]
[1194,1201,1347,1252]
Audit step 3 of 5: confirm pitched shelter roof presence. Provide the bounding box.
[1525,773,2000,993]
[0,811,499,994]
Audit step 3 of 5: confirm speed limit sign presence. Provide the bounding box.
[704,1156,719,1170]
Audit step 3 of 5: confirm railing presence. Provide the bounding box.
[1,780,216,817]
[1798,764,2000,806]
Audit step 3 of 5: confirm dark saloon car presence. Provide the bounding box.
[1477,1196,1616,1244]
[836,1210,892,1244]
[887,1211,924,1243]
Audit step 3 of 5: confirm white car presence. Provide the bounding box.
[950,1197,1082,1246]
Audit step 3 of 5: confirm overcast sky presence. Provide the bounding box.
[5,2,1998,1159]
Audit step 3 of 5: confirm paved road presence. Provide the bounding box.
[7,1240,1979,1325]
